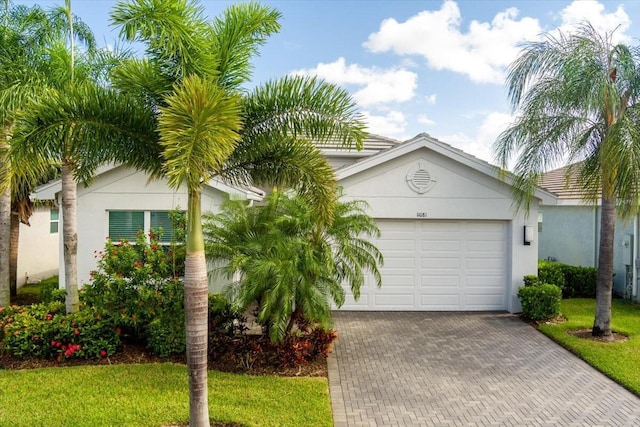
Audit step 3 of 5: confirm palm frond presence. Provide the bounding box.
[158,74,242,190]
[111,0,214,79]
[221,135,337,224]
[209,2,281,89]
[244,75,367,149]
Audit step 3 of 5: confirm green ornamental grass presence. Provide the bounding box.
[0,364,332,427]
[538,298,640,396]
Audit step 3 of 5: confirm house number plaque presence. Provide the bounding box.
[416,212,428,218]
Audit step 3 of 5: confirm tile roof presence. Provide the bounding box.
[540,164,595,200]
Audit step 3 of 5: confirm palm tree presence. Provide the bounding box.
[0,2,57,306]
[108,1,365,424]
[5,1,152,313]
[204,190,383,343]
[494,24,640,338]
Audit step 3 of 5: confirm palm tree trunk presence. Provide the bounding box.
[9,211,18,297]
[61,161,79,313]
[0,181,10,307]
[593,193,615,338]
[184,188,210,427]
[0,125,10,307]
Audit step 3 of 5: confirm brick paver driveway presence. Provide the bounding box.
[328,312,640,426]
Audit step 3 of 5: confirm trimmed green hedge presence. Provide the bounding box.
[517,284,562,321]
[538,260,597,298]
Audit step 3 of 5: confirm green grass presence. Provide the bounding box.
[538,298,640,396]
[17,276,57,296]
[0,363,332,427]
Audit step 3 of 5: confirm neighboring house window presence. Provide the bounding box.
[108,210,181,244]
[50,208,59,234]
[109,211,144,241]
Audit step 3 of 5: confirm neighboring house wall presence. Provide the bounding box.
[539,204,636,297]
[17,206,59,286]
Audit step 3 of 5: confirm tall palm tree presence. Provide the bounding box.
[5,1,148,313]
[494,24,640,338]
[108,1,365,424]
[0,2,56,306]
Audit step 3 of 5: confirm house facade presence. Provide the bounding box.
[30,133,549,313]
[327,133,551,312]
[32,164,262,289]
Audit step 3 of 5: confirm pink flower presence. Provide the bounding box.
[74,329,80,336]
[100,350,107,357]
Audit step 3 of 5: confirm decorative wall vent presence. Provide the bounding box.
[406,161,436,194]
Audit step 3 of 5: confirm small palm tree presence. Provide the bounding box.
[204,190,383,343]
[494,23,640,338]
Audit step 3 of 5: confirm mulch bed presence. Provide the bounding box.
[0,340,328,377]
[567,328,628,343]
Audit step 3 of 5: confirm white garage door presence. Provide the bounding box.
[342,220,508,311]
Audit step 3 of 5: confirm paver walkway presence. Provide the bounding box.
[328,312,640,426]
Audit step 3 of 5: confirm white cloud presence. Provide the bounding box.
[558,1,631,43]
[363,1,542,84]
[425,94,437,105]
[439,112,514,163]
[291,57,417,107]
[417,114,436,126]
[363,110,408,137]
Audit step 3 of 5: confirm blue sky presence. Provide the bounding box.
[15,0,640,165]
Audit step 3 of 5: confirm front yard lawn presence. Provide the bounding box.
[538,298,640,396]
[0,363,332,427]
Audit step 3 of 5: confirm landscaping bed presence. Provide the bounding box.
[0,338,328,377]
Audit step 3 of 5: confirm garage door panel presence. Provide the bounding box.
[465,294,505,309]
[341,220,508,311]
[420,275,460,287]
[421,241,461,251]
[467,241,504,252]
[419,294,460,309]
[374,293,414,308]
[380,276,414,287]
[376,239,416,251]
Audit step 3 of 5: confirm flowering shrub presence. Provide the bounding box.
[1,302,120,360]
[81,229,186,355]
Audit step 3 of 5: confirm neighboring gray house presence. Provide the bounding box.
[539,165,639,300]
[30,133,550,313]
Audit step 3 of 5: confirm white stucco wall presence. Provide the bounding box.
[57,166,234,289]
[17,207,59,286]
[337,146,539,313]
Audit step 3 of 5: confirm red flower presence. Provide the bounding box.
[74,329,80,336]
[100,350,107,357]
[46,313,53,321]
[115,327,122,334]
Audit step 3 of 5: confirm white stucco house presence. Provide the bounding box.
[16,205,59,286]
[29,133,553,313]
[330,133,555,312]
[31,164,263,288]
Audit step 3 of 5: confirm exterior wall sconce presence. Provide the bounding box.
[524,225,534,246]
